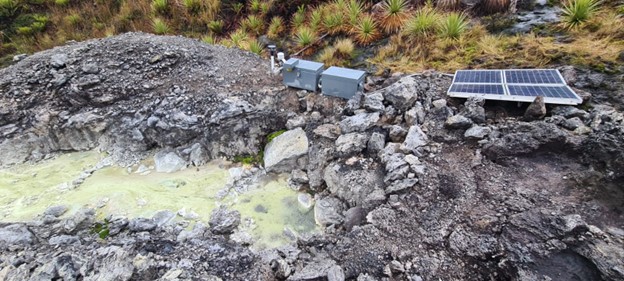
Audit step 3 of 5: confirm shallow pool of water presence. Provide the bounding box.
[0,151,317,249]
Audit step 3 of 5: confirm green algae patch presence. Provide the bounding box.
[0,150,318,249]
[0,151,102,220]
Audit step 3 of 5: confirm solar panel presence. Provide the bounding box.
[447,69,582,105]
[504,69,564,84]
[450,84,505,95]
[507,85,578,99]
[453,70,502,83]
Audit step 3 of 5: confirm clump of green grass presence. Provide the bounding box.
[291,5,306,30]
[248,0,261,14]
[294,26,317,54]
[228,28,248,49]
[347,0,364,25]
[352,14,380,45]
[242,15,263,35]
[309,9,323,31]
[323,10,346,35]
[183,0,202,15]
[152,18,170,34]
[318,46,339,65]
[403,7,440,38]
[247,39,264,55]
[380,0,411,33]
[152,0,168,15]
[201,34,215,44]
[439,12,467,39]
[0,0,20,17]
[208,20,223,34]
[267,16,284,39]
[65,13,82,27]
[54,0,70,6]
[562,0,601,29]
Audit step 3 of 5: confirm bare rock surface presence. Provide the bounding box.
[0,34,623,281]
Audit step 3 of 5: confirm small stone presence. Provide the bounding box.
[464,125,492,140]
[363,92,385,112]
[313,124,341,139]
[400,125,428,153]
[298,193,314,211]
[445,115,473,129]
[339,112,380,133]
[50,54,68,69]
[432,99,447,109]
[314,196,345,226]
[44,205,68,217]
[209,206,241,234]
[129,218,156,232]
[562,117,584,130]
[388,125,407,142]
[327,265,346,281]
[335,133,368,156]
[367,132,386,154]
[286,116,306,129]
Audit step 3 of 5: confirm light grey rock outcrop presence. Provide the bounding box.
[264,128,309,173]
[0,224,34,249]
[339,112,380,133]
[400,125,428,153]
[335,133,368,156]
[154,151,187,173]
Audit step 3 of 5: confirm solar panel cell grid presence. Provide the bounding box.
[505,70,564,84]
[450,84,505,95]
[507,85,577,99]
[454,70,502,83]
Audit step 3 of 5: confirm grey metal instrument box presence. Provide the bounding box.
[282,58,324,91]
[321,66,366,99]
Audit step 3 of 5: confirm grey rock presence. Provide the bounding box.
[50,54,68,69]
[154,151,187,173]
[432,99,447,109]
[314,196,345,226]
[562,117,584,130]
[177,222,207,242]
[460,97,486,124]
[152,210,176,227]
[82,63,100,74]
[381,77,419,111]
[323,162,384,207]
[327,265,346,281]
[290,169,309,184]
[404,104,424,126]
[400,125,428,153]
[12,54,27,62]
[335,133,368,156]
[357,273,377,281]
[209,206,241,234]
[344,206,365,231]
[388,125,407,142]
[313,124,341,139]
[524,96,547,121]
[298,193,314,211]
[464,125,492,139]
[288,257,336,281]
[449,227,498,259]
[264,128,309,173]
[363,92,385,112]
[367,132,386,154]
[483,122,569,160]
[188,143,208,166]
[286,116,306,130]
[44,205,69,217]
[62,208,95,234]
[339,112,380,133]
[128,218,156,232]
[386,178,418,194]
[445,115,473,129]
[551,106,590,120]
[48,235,80,246]
[0,224,34,248]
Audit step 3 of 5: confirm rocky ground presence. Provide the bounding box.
[1,32,623,281]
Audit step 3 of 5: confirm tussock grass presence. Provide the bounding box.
[294,26,317,55]
[439,12,468,39]
[152,0,168,15]
[152,18,170,34]
[247,39,264,55]
[562,0,601,29]
[352,14,380,45]
[403,7,440,39]
[182,0,202,15]
[201,34,215,44]
[242,15,263,35]
[475,0,510,15]
[380,0,411,33]
[0,0,20,17]
[436,0,461,11]
[207,20,223,34]
[322,9,346,35]
[335,38,355,56]
[267,16,284,39]
[291,5,306,30]
[347,0,364,25]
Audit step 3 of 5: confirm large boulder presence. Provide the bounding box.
[483,122,569,160]
[264,128,309,173]
[380,77,419,111]
[335,133,369,156]
[0,224,34,249]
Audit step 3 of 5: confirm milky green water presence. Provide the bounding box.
[0,151,316,249]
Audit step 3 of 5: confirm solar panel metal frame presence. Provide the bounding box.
[447,69,582,105]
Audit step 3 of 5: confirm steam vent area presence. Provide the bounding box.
[0,14,623,281]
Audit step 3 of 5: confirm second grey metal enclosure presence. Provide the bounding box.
[282,58,324,92]
[321,66,366,99]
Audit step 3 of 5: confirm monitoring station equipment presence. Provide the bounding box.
[447,69,582,105]
[268,46,366,100]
